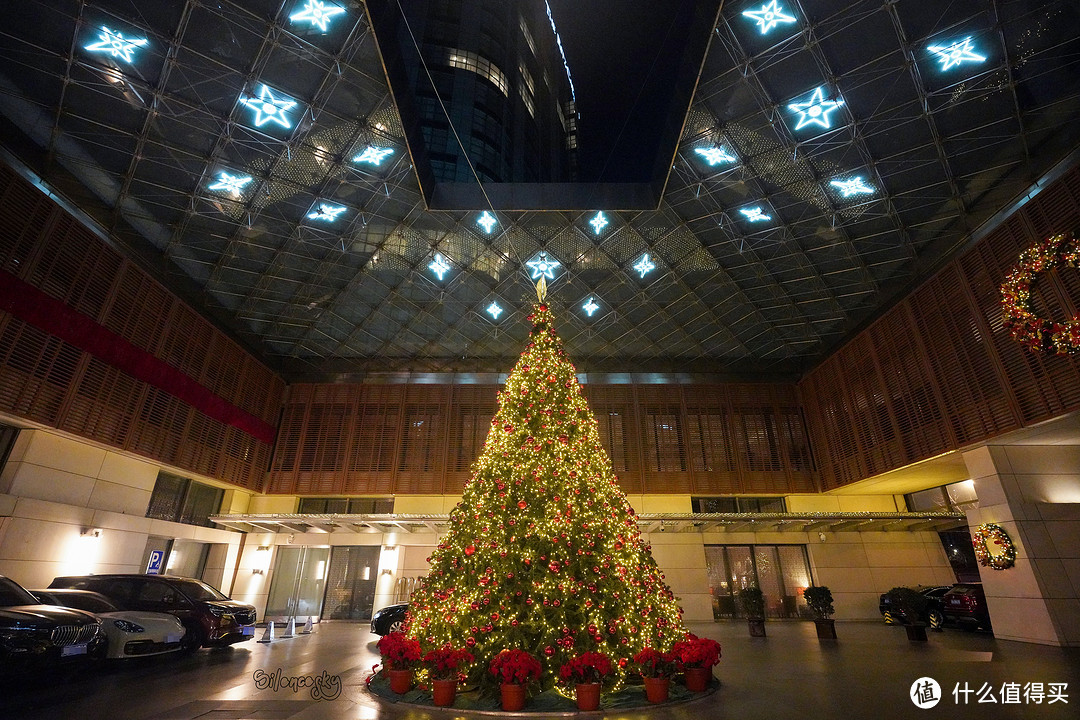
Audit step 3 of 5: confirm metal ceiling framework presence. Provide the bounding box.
[0,0,1078,381]
[207,510,967,535]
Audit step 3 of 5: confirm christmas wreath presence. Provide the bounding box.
[1000,231,1080,355]
[973,522,1016,570]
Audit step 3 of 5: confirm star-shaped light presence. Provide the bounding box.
[85,27,149,63]
[486,301,504,320]
[477,211,497,234]
[429,254,450,281]
[353,146,394,166]
[830,177,875,197]
[307,203,346,222]
[695,147,737,166]
[207,172,253,195]
[289,0,346,32]
[239,85,298,129]
[526,252,560,280]
[589,211,609,235]
[633,254,656,278]
[927,37,986,71]
[740,206,771,222]
[788,87,844,131]
[742,2,797,35]
[583,297,600,317]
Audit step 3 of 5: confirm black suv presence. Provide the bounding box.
[878,585,952,627]
[1,575,106,671]
[49,575,256,650]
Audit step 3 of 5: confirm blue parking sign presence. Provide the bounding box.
[146,549,164,575]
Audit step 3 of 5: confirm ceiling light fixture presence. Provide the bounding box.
[589,211,609,234]
[477,210,497,234]
[740,206,771,222]
[695,147,736,166]
[788,87,844,131]
[239,85,298,129]
[289,1,346,32]
[353,146,394,165]
[927,37,986,71]
[830,177,875,197]
[429,254,450,281]
[633,254,656,278]
[85,27,148,63]
[742,2,797,35]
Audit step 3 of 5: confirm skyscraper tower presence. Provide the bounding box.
[392,0,577,184]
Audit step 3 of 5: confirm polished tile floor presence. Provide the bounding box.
[4,620,1078,720]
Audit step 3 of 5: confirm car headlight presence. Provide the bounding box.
[207,605,227,617]
[112,619,145,633]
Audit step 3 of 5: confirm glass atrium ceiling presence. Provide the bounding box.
[0,0,1078,381]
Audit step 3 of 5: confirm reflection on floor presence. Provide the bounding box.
[4,620,1078,720]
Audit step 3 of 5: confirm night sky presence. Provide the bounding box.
[545,0,711,183]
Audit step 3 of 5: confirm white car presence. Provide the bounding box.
[32,588,186,660]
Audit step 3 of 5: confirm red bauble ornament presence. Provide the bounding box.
[465,545,476,556]
[544,646,554,656]
[518,500,527,509]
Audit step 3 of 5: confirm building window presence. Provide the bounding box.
[297,497,395,514]
[692,496,787,513]
[905,480,978,513]
[0,423,19,476]
[145,472,224,528]
[436,46,509,96]
[705,544,812,619]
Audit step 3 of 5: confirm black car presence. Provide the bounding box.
[0,575,106,671]
[942,583,993,631]
[878,585,952,627]
[49,575,256,650]
[370,603,408,635]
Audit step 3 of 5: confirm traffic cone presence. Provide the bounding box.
[282,617,296,638]
[301,616,313,634]
[258,622,275,643]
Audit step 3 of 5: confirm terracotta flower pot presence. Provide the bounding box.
[684,666,712,692]
[388,668,412,694]
[644,676,671,703]
[575,682,601,711]
[431,678,457,707]
[501,682,527,711]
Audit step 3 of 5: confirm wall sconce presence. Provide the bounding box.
[381,568,393,576]
[253,544,272,575]
[81,528,102,538]
[252,568,264,575]
[383,545,397,551]
[818,532,827,543]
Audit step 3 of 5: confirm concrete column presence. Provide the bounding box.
[962,445,1080,646]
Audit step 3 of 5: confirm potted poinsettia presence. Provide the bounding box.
[633,647,678,703]
[489,649,542,711]
[559,651,614,711]
[671,634,721,692]
[423,645,474,707]
[803,585,837,640]
[376,632,422,694]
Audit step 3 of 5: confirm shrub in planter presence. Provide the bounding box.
[737,586,767,636]
[804,585,837,639]
[423,645,474,706]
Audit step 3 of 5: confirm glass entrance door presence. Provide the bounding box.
[265,546,329,621]
[323,546,381,620]
[704,544,812,619]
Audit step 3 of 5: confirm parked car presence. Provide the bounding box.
[942,583,993,631]
[370,603,408,635]
[0,575,106,671]
[878,585,952,627]
[32,588,186,660]
[48,575,256,651]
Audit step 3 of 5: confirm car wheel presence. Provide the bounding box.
[388,619,405,634]
[928,609,944,628]
[180,624,205,653]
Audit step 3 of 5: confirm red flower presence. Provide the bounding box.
[558,651,614,685]
[423,645,475,682]
[489,649,542,685]
[376,632,422,670]
[671,635,721,669]
[633,647,678,678]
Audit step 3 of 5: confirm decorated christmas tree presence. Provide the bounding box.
[406,282,685,689]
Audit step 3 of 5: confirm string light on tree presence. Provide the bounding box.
[404,275,686,691]
[85,27,148,63]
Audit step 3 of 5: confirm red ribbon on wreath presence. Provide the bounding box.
[1001,231,1080,355]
